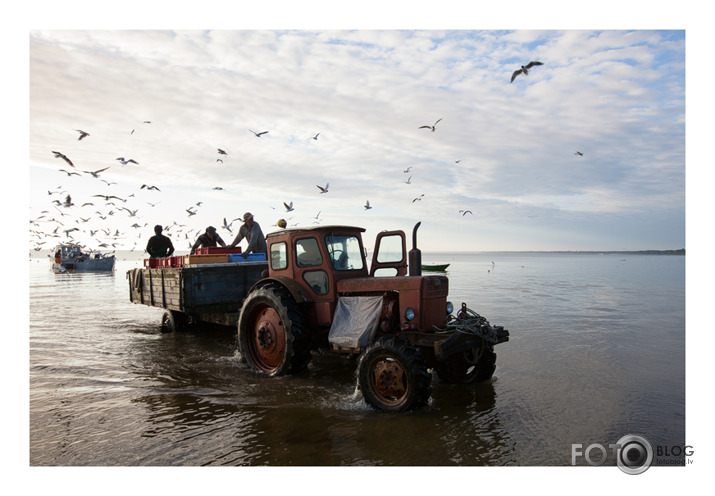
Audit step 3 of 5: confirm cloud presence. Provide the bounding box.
[29,29,685,251]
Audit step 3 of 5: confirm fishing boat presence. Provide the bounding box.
[50,244,116,272]
[421,263,450,272]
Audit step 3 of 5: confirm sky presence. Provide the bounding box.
[26,21,689,253]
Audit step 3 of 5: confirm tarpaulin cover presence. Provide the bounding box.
[328,296,383,348]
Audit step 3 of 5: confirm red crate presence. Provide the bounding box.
[143,258,162,268]
[170,256,183,267]
[195,246,242,255]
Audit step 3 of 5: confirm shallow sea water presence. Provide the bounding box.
[28,251,685,473]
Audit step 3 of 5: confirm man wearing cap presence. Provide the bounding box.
[229,212,267,257]
[190,226,227,255]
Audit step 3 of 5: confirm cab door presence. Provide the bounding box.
[370,230,407,276]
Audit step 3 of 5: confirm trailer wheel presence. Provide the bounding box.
[357,337,432,412]
[238,284,311,376]
[160,310,187,333]
[435,341,497,383]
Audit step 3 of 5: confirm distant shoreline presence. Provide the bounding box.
[447,249,686,256]
[29,248,686,257]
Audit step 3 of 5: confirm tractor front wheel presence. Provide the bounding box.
[357,337,432,412]
[435,340,497,384]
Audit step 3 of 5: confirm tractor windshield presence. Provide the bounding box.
[325,235,364,271]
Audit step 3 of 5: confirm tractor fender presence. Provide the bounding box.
[248,276,312,305]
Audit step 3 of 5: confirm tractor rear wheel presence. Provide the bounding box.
[237,284,311,376]
[357,337,432,412]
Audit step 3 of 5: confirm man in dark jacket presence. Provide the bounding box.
[190,226,226,254]
[146,225,175,258]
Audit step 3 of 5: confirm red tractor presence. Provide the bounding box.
[237,222,509,412]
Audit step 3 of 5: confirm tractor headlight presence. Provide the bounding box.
[404,307,415,321]
[446,301,454,314]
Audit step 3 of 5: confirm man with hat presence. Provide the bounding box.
[190,226,227,255]
[229,212,267,257]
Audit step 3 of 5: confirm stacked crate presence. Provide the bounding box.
[227,253,267,263]
[143,248,262,268]
[194,247,242,255]
[183,254,229,265]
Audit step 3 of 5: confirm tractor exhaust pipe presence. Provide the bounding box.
[409,221,422,276]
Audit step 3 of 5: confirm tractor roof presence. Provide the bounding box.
[266,225,366,239]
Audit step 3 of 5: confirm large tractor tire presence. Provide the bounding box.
[435,340,497,384]
[357,337,432,412]
[237,284,311,376]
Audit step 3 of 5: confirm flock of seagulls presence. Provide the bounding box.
[32,58,582,254]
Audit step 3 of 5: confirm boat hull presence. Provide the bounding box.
[51,257,116,272]
[421,264,450,272]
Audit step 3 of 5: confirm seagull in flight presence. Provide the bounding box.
[140,184,161,191]
[284,201,294,212]
[510,61,544,83]
[405,176,412,184]
[212,187,224,190]
[316,183,329,194]
[412,194,424,203]
[116,157,139,165]
[306,133,320,141]
[63,227,79,238]
[218,148,227,155]
[222,217,233,231]
[404,166,412,173]
[76,130,90,140]
[93,194,126,202]
[419,118,442,132]
[59,169,81,177]
[364,200,372,210]
[83,167,110,178]
[459,210,473,216]
[249,130,269,137]
[52,151,74,167]
[575,151,584,156]
[121,207,139,217]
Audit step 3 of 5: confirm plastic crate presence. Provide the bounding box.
[227,253,267,263]
[183,254,229,265]
[143,258,162,268]
[170,256,183,267]
[195,246,242,255]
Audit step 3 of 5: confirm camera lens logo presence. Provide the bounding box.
[616,434,653,475]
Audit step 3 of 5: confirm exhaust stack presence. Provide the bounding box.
[408,221,422,276]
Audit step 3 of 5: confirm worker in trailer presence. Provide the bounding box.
[190,226,226,254]
[228,212,267,257]
[146,225,175,258]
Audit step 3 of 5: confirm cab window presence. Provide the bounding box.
[296,238,323,268]
[270,242,287,270]
[325,235,364,271]
[376,234,404,263]
[303,270,329,295]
